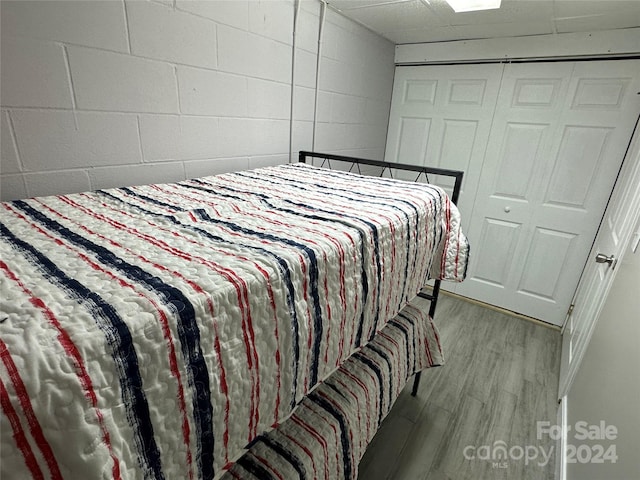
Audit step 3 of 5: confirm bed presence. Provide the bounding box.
[0,151,468,480]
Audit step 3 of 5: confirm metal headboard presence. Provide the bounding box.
[298,150,463,204]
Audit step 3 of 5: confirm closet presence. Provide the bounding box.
[385,60,640,326]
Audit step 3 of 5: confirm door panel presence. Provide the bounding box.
[544,126,613,208]
[473,217,521,287]
[429,118,481,192]
[448,79,487,105]
[571,77,629,109]
[404,80,437,104]
[517,227,577,301]
[512,77,564,107]
[396,117,431,161]
[493,122,548,200]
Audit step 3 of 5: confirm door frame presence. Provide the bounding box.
[558,117,640,399]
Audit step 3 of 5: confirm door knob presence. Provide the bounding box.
[595,253,616,268]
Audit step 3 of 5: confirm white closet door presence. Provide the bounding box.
[456,60,640,326]
[384,64,503,232]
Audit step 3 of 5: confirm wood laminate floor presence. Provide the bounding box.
[358,293,562,480]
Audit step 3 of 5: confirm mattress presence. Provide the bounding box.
[0,163,468,479]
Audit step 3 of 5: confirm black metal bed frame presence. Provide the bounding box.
[298,151,464,397]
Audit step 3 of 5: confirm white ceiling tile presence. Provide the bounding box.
[331,0,445,30]
[383,25,461,43]
[451,20,553,40]
[553,0,639,18]
[327,0,412,10]
[555,8,640,33]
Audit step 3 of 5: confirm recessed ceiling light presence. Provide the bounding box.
[445,0,501,12]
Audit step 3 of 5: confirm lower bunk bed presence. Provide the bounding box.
[221,297,442,480]
[0,151,467,479]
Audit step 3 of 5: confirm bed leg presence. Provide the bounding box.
[411,372,421,396]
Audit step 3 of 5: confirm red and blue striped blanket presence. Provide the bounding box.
[220,298,444,480]
[0,163,468,479]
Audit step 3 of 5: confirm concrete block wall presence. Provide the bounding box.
[314,7,395,159]
[0,0,395,201]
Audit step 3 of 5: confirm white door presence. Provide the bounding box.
[455,60,640,325]
[558,123,640,399]
[384,64,503,232]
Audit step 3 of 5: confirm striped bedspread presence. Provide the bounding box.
[221,299,443,480]
[0,163,468,479]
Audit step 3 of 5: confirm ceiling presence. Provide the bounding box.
[326,0,640,44]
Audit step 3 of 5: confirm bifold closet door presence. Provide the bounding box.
[385,60,640,326]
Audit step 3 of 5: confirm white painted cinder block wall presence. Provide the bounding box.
[0,0,395,201]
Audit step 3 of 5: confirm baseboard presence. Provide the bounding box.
[438,289,562,331]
